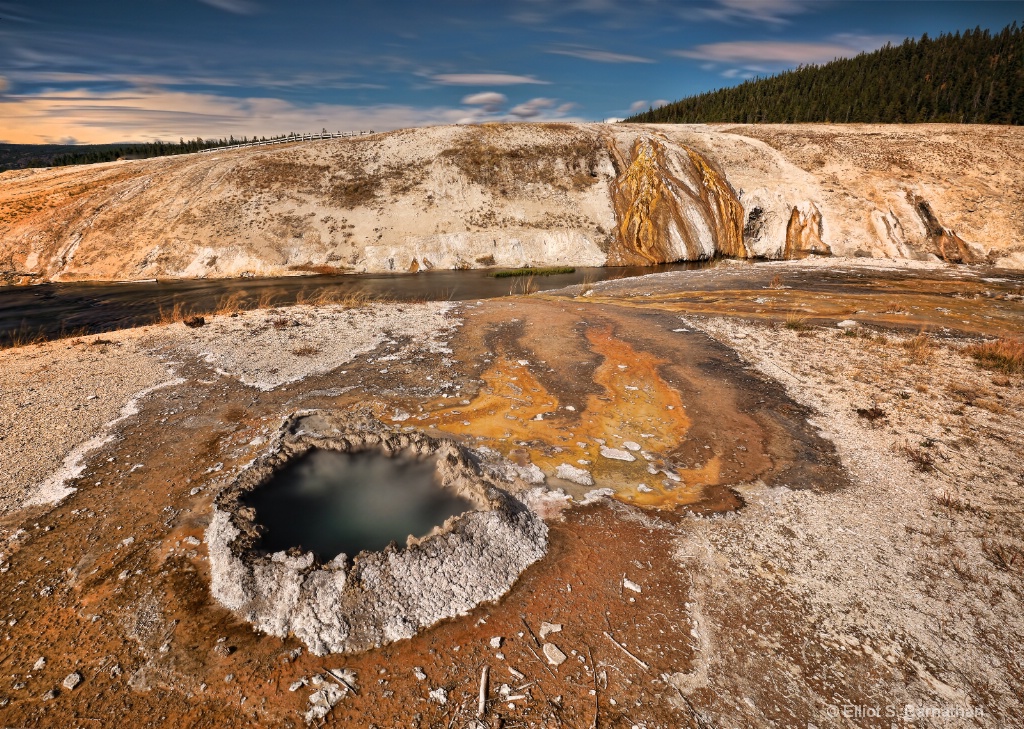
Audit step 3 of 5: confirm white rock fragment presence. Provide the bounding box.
[490,636,503,649]
[543,643,567,666]
[304,681,345,724]
[623,578,643,594]
[622,441,641,452]
[413,667,427,681]
[33,657,46,671]
[554,463,594,487]
[637,483,653,493]
[580,488,615,504]
[327,668,358,693]
[62,671,82,690]
[184,536,201,546]
[429,687,448,705]
[837,320,859,329]
[513,462,546,484]
[289,679,307,692]
[539,622,562,639]
[600,446,635,462]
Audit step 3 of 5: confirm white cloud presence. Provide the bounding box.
[628,99,669,113]
[671,36,893,66]
[196,0,259,14]
[0,86,476,144]
[548,48,655,64]
[0,85,588,144]
[432,73,550,86]
[509,97,557,119]
[461,92,508,112]
[693,0,816,25]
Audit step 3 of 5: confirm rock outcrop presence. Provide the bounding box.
[1,122,1022,283]
[609,136,746,264]
[783,202,830,259]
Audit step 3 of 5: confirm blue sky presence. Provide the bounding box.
[0,1,1020,143]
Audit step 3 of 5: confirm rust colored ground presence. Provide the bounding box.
[0,295,848,727]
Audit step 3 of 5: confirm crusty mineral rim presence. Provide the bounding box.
[207,411,549,655]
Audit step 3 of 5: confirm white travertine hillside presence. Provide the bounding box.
[1,122,1021,284]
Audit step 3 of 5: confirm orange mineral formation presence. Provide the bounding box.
[423,326,722,509]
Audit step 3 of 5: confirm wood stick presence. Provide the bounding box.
[602,631,650,672]
[520,616,542,647]
[477,665,489,718]
[587,644,599,729]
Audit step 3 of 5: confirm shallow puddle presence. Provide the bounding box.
[241,449,473,561]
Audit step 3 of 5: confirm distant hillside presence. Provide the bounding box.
[0,135,293,173]
[627,23,1023,125]
[3,123,1024,285]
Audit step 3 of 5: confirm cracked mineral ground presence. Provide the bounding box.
[1,258,1023,728]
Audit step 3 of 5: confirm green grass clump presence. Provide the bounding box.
[489,266,576,278]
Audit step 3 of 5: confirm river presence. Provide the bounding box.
[0,263,710,346]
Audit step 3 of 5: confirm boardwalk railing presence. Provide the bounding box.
[198,130,376,154]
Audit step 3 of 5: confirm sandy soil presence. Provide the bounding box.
[0,328,174,513]
[0,259,1021,727]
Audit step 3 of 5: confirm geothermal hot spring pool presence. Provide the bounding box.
[241,448,475,561]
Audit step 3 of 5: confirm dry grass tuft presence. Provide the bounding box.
[291,344,319,357]
[855,406,886,422]
[964,338,1024,375]
[935,491,983,515]
[157,302,195,325]
[982,540,1022,573]
[783,313,812,331]
[0,327,47,350]
[899,442,936,472]
[900,334,934,363]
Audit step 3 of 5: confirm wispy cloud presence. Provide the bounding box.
[432,73,550,86]
[196,0,259,15]
[461,91,507,112]
[628,99,668,113]
[548,47,655,63]
[692,0,818,25]
[509,98,564,118]
[671,35,893,67]
[0,86,470,143]
[0,85,584,144]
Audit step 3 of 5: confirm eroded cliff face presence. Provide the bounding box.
[784,202,831,259]
[608,136,746,265]
[1,122,1021,283]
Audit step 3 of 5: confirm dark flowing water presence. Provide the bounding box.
[0,263,708,346]
[241,449,474,561]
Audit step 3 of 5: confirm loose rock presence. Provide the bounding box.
[543,643,567,666]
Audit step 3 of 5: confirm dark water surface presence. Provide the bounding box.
[241,449,474,562]
[0,263,706,346]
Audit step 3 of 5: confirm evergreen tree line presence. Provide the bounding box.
[627,22,1024,125]
[0,132,315,172]
[46,133,302,168]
